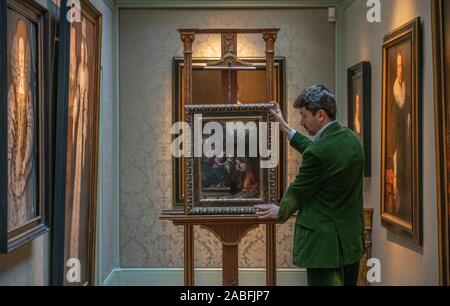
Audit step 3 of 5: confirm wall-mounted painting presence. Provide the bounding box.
[348,61,371,177]
[431,0,450,285]
[381,17,422,245]
[52,0,102,286]
[0,0,49,253]
[185,104,277,215]
[172,57,286,209]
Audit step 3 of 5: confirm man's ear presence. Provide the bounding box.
[317,109,327,122]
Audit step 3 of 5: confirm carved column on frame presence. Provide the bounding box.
[221,32,237,58]
[221,33,238,104]
[263,31,278,102]
[179,30,195,286]
[179,31,195,105]
[263,29,279,286]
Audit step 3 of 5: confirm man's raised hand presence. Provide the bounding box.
[269,101,290,133]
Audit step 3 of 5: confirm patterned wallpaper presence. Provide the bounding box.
[119,8,335,268]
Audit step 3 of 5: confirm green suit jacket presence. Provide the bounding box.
[278,122,365,269]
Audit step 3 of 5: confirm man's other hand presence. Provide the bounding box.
[255,204,279,220]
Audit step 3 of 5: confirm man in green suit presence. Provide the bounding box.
[256,85,365,286]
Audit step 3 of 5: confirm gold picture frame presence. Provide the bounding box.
[184,103,277,215]
[380,17,422,245]
[0,0,49,254]
[431,0,450,285]
[52,0,102,286]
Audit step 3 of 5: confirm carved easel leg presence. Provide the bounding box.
[184,225,195,286]
[266,224,277,286]
[201,223,257,286]
[222,243,239,286]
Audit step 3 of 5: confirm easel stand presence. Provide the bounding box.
[162,28,280,286]
[160,213,277,286]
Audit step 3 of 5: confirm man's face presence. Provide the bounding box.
[299,107,323,136]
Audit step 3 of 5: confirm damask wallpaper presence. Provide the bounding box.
[119,8,335,268]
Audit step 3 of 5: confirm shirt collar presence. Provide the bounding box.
[313,121,337,142]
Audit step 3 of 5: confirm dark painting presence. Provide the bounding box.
[348,62,371,177]
[199,120,261,203]
[381,17,421,245]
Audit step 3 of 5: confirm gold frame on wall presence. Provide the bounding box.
[52,0,102,286]
[347,61,372,177]
[380,17,422,245]
[0,0,50,253]
[431,0,450,286]
[172,57,286,209]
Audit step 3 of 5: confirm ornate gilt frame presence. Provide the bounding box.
[52,0,102,286]
[380,17,422,245]
[0,0,50,254]
[431,0,450,285]
[347,61,371,177]
[185,103,277,215]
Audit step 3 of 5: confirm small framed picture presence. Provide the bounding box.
[347,61,371,177]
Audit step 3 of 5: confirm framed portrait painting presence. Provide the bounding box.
[348,61,371,177]
[431,0,450,285]
[381,17,422,245]
[52,0,102,286]
[185,103,277,215]
[0,0,49,253]
[172,57,286,209]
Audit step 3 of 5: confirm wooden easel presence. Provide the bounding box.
[161,28,280,286]
[160,213,278,286]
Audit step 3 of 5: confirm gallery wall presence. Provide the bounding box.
[2,0,440,287]
[343,0,439,285]
[118,8,336,270]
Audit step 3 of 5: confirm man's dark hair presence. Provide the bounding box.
[293,84,337,120]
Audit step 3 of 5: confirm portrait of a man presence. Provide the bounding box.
[7,17,36,230]
[385,49,412,223]
[380,17,420,244]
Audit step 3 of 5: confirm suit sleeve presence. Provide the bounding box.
[277,150,326,223]
[289,132,313,154]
